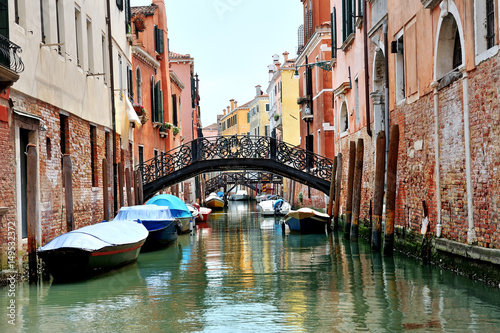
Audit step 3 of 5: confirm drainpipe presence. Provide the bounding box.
[383,20,389,148]
[461,67,476,244]
[106,0,118,216]
[431,80,442,237]
[363,0,372,137]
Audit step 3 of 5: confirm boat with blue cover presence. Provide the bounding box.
[37,220,148,281]
[146,194,194,233]
[114,205,181,250]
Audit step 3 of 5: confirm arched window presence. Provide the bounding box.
[436,14,463,79]
[136,67,142,104]
[340,102,349,133]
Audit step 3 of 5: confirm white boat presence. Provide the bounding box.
[258,198,291,216]
[255,193,268,203]
[233,189,249,201]
[284,208,331,234]
[205,192,225,209]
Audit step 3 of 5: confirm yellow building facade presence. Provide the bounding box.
[220,99,251,136]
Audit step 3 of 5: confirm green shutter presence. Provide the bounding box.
[331,8,336,59]
[159,29,164,54]
[160,90,164,123]
[342,0,346,42]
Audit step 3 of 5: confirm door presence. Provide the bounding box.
[20,128,30,239]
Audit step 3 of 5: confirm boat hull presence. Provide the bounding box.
[196,207,212,222]
[206,197,224,209]
[38,240,145,281]
[141,220,180,251]
[285,209,330,234]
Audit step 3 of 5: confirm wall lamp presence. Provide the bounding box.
[293,60,333,79]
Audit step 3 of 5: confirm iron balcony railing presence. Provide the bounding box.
[0,34,25,74]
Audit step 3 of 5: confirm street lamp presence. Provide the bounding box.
[293,60,333,79]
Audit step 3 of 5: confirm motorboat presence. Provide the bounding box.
[37,220,148,281]
[233,189,249,201]
[186,203,200,221]
[284,208,331,234]
[258,197,291,216]
[192,203,212,222]
[205,192,225,209]
[146,194,194,233]
[114,205,181,250]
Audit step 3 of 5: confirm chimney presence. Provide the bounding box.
[255,85,262,97]
[283,51,289,63]
[223,108,226,116]
[234,100,238,108]
[230,99,235,111]
[227,105,231,113]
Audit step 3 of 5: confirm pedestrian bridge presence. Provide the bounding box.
[137,135,333,201]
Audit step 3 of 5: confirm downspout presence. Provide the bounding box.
[461,68,476,244]
[106,0,118,216]
[431,80,442,237]
[363,0,372,137]
[383,20,389,149]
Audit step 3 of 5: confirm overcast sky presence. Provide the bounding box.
[130,0,302,127]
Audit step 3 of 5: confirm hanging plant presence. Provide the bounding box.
[133,14,146,32]
[173,126,181,136]
[133,103,146,116]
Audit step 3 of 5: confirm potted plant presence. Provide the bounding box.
[140,115,149,125]
[164,122,173,130]
[133,14,146,32]
[274,114,280,121]
[172,126,181,136]
[133,103,146,116]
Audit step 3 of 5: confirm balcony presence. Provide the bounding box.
[0,34,24,91]
[301,107,313,121]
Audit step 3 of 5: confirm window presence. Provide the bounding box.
[56,0,63,54]
[265,103,269,111]
[486,0,495,49]
[172,94,178,126]
[436,15,462,78]
[475,0,496,57]
[41,0,49,43]
[87,18,94,73]
[138,146,144,165]
[60,114,68,156]
[75,6,83,67]
[116,0,123,11]
[247,111,250,123]
[136,67,142,104]
[342,0,355,42]
[265,125,269,137]
[90,125,98,187]
[393,34,405,102]
[105,131,110,160]
[127,66,133,101]
[150,76,155,120]
[340,102,348,133]
[452,29,462,69]
[154,25,164,54]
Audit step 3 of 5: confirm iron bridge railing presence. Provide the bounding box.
[0,34,25,74]
[137,135,333,186]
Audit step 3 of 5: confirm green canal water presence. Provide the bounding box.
[2,201,500,332]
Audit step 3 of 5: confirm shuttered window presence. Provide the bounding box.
[154,25,164,54]
[127,66,133,101]
[342,0,354,42]
[331,7,337,59]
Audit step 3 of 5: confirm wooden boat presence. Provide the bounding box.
[284,208,331,234]
[205,192,225,209]
[37,220,148,281]
[146,194,194,233]
[114,205,181,251]
[258,197,291,216]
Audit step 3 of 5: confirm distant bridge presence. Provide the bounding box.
[137,135,333,201]
[204,172,284,195]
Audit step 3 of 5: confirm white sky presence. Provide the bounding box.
[130,0,302,127]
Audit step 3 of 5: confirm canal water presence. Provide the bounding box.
[2,201,500,332]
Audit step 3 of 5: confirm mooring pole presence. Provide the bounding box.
[384,125,400,256]
[344,141,356,239]
[137,170,144,205]
[63,155,74,231]
[26,144,38,282]
[327,156,338,218]
[350,138,364,242]
[372,131,386,251]
[333,153,343,231]
[102,159,109,221]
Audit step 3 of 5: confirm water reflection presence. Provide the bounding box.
[1,201,500,332]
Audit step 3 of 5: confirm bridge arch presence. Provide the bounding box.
[137,136,333,201]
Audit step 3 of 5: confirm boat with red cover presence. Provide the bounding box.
[38,220,148,281]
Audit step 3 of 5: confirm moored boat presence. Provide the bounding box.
[114,205,181,250]
[284,208,331,234]
[38,220,148,281]
[205,192,225,209]
[258,197,291,216]
[146,194,195,233]
[193,203,212,222]
[233,189,249,201]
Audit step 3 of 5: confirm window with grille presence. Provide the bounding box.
[486,0,495,49]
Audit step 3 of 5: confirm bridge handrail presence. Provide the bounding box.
[136,135,333,186]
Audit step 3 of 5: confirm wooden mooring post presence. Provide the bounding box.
[333,153,342,231]
[384,125,400,256]
[137,170,144,205]
[63,155,74,231]
[372,131,386,251]
[26,144,38,282]
[327,156,338,226]
[102,159,109,221]
[344,141,356,239]
[350,138,364,242]
[125,168,133,207]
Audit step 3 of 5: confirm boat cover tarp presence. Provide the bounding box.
[146,194,192,218]
[114,205,175,222]
[38,220,148,252]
